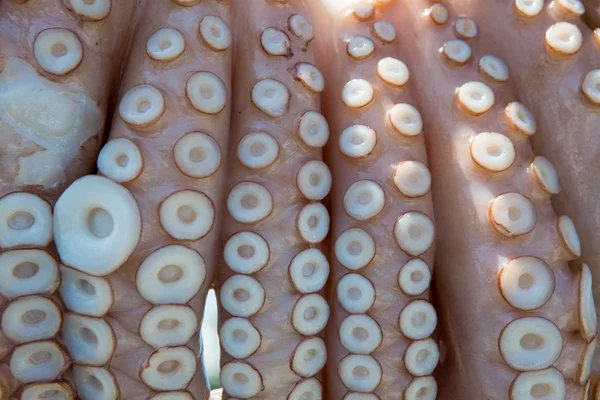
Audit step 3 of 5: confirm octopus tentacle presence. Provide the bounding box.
[391,1,596,398]
[0,0,138,395]
[309,1,438,398]
[442,0,600,395]
[215,1,329,399]
[52,0,232,398]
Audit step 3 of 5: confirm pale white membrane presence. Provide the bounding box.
[288,14,314,42]
[339,125,377,158]
[515,0,544,16]
[578,336,596,384]
[140,305,198,348]
[159,190,215,240]
[339,314,382,354]
[289,248,330,294]
[220,275,265,317]
[557,215,581,257]
[394,161,431,198]
[399,300,437,340]
[373,21,396,43]
[394,212,435,256]
[146,27,186,61]
[0,192,52,249]
[579,264,598,341]
[555,0,585,15]
[60,266,113,317]
[137,245,205,304]
[261,28,291,56]
[545,22,583,55]
[0,249,59,298]
[428,4,448,24]
[220,361,263,398]
[67,0,111,20]
[291,63,325,93]
[186,72,227,114]
[354,3,374,20]
[405,377,437,400]
[532,156,561,194]
[403,338,440,376]
[499,317,563,371]
[219,317,261,358]
[499,257,554,311]
[389,104,423,137]
[34,28,83,76]
[377,57,410,87]
[97,138,143,183]
[10,341,68,383]
[342,79,374,108]
[251,79,290,117]
[0,58,103,186]
[453,17,478,39]
[292,294,330,336]
[140,346,197,391]
[337,273,376,314]
[2,296,61,343]
[199,16,232,51]
[505,102,537,136]
[343,393,379,400]
[297,203,330,244]
[289,378,322,400]
[510,368,566,400]
[119,85,165,127]
[227,182,273,223]
[297,161,332,201]
[470,132,516,172]
[347,36,375,59]
[479,55,510,82]
[174,132,222,178]
[344,180,385,221]
[151,392,193,400]
[338,354,382,393]
[398,259,431,296]
[457,81,495,115]
[72,365,118,400]
[335,228,376,270]
[291,337,327,378]
[442,40,472,64]
[489,193,536,237]
[22,381,74,400]
[224,231,269,274]
[582,70,600,104]
[62,313,115,366]
[299,111,329,148]
[237,132,279,169]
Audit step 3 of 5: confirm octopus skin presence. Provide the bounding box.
[0,0,138,397]
[51,0,233,398]
[1,0,600,399]
[391,0,596,399]
[311,1,439,399]
[434,0,600,396]
[216,1,331,398]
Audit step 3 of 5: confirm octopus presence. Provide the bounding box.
[0,0,598,399]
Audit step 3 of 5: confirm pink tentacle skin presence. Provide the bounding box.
[0,0,137,396]
[310,1,438,398]
[52,0,232,398]
[216,1,330,398]
[437,1,600,396]
[390,1,597,399]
